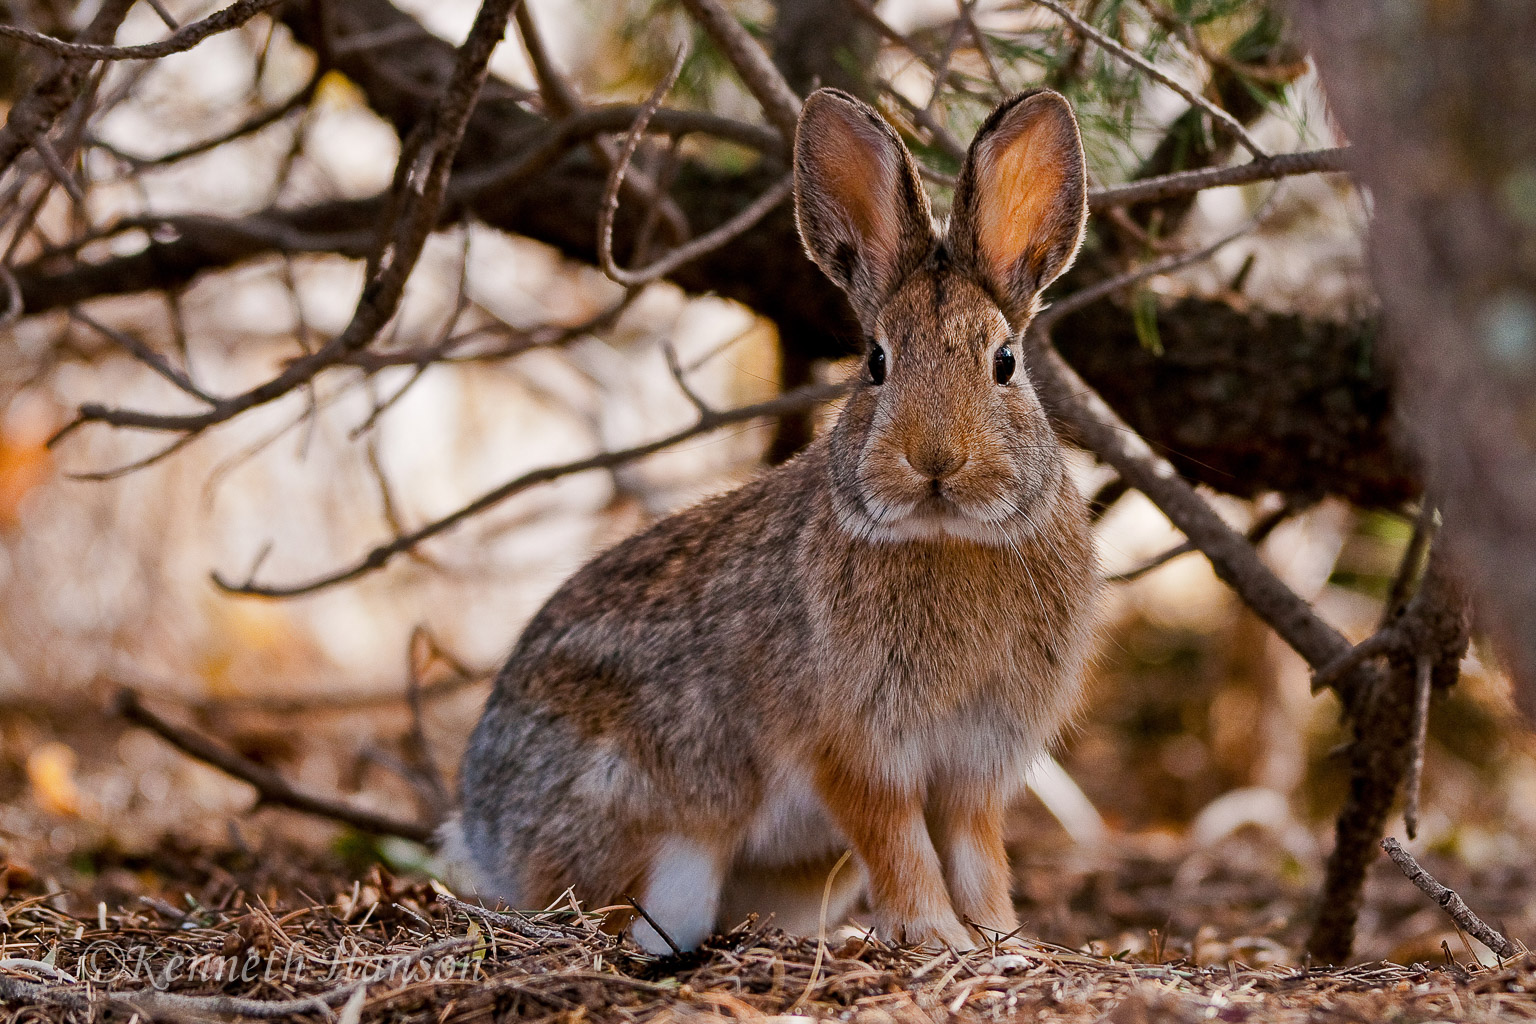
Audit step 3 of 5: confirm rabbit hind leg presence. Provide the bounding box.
[625,834,728,954]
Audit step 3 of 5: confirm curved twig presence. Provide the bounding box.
[596,50,794,288]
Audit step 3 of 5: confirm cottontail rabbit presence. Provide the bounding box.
[448,87,1097,953]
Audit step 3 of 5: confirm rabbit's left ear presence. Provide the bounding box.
[794,88,935,326]
[947,90,1088,327]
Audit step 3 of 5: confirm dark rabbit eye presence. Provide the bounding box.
[994,344,1016,385]
[867,342,887,385]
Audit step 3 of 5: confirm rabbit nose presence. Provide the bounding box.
[908,449,968,482]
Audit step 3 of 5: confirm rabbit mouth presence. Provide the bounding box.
[846,486,1027,545]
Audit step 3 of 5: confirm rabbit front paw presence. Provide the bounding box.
[885,914,975,951]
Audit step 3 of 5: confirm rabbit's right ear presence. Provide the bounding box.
[794,89,934,325]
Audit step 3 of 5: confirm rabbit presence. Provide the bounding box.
[446,86,1098,954]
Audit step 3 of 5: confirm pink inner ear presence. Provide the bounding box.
[806,111,905,277]
[972,111,1073,288]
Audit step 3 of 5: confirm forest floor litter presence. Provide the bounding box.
[2,854,1533,1024]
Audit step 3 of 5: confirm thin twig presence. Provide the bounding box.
[52,0,521,440]
[404,628,452,808]
[794,850,854,1008]
[1107,496,1297,584]
[0,0,136,177]
[1380,838,1518,960]
[1383,502,1438,626]
[955,0,1005,97]
[68,307,214,403]
[98,70,321,168]
[212,382,844,597]
[597,49,794,287]
[0,959,78,983]
[436,892,573,942]
[0,0,287,61]
[1039,184,1283,331]
[115,688,438,842]
[1029,0,1266,158]
[661,339,713,417]
[515,1,688,242]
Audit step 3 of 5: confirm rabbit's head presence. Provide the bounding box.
[794,88,1087,544]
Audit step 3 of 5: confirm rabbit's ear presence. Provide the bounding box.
[794,89,934,323]
[947,90,1087,326]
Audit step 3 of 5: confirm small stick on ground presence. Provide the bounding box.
[434,892,574,942]
[1381,838,1519,960]
[624,893,683,955]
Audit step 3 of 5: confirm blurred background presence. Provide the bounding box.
[1,0,1532,968]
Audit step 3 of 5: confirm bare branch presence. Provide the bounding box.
[1088,147,1351,211]
[1403,655,1433,840]
[0,0,286,62]
[1381,838,1519,960]
[0,0,136,177]
[68,307,213,403]
[1107,496,1298,584]
[97,70,321,168]
[1041,184,1283,330]
[661,338,713,418]
[1027,329,1353,672]
[115,688,438,842]
[213,382,844,598]
[52,0,522,441]
[1383,502,1438,626]
[597,50,794,288]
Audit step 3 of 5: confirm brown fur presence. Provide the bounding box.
[452,88,1098,953]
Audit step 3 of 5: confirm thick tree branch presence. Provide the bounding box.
[1028,329,1354,672]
